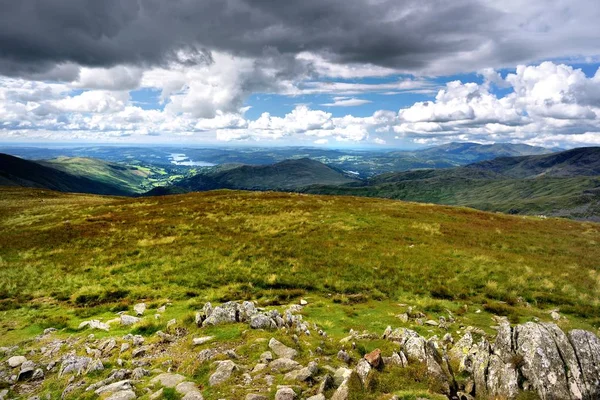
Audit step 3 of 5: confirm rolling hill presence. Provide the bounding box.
[0,153,132,196]
[172,158,359,192]
[304,147,600,220]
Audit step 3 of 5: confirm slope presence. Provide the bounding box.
[0,153,132,196]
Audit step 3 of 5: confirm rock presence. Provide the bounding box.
[133,303,146,316]
[151,373,186,388]
[95,380,133,395]
[269,338,298,359]
[246,395,268,400]
[209,360,237,386]
[306,395,325,400]
[364,348,382,368]
[202,302,240,326]
[18,360,36,381]
[43,327,57,335]
[149,389,163,400]
[120,343,130,353]
[396,313,409,323]
[59,355,92,377]
[270,358,301,373]
[0,390,7,400]
[32,368,44,380]
[198,348,219,363]
[250,314,276,330]
[252,363,267,373]
[260,351,273,363]
[284,361,318,381]
[132,335,144,346]
[120,315,140,326]
[425,319,439,326]
[319,374,334,393]
[167,318,177,329]
[86,359,104,374]
[106,391,136,400]
[192,336,214,346]
[550,311,561,321]
[7,356,27,368]
[132,345,149,358]
[275,387,296,400]
[156,330,175,343]
[157,305,166,313]
[176,381,203,400]
[300,299,308,306]
[131,367,149,380]
[333,367,352,387]
[383,352,407,367]
[355,358,371,384]
[78,319,110,331]
[568,329,600,398]
[338,349,352,364]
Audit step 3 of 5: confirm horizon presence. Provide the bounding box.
[0,2,600,149]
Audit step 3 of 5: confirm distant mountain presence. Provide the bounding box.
[160,158,359,194]
[38,157,156,194]
[0,153,131,196]
[464,147,600,178]
[413,142,554,161]
[304,147,600,221]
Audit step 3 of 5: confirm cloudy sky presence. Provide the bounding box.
[1,0,600,148]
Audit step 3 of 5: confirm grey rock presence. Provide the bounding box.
[246,395,268,400]
[355,358,371,384]
[151,373,186,388]
[269,338,298,359]
[202,302,240,326]
[132,346,149,358]
[260,351,273,363]
[250,314,276,330]
[95,380,133,395]
[270,358,301,373]
[209,360,237,386]
[275,387,296,400]
[106,390,136,400]
[86,359,104,374]
[176,381,203,399]
[333,367,352,387]
[198,348,219,363]
[18,360,36,381]
[7,356,27,368]
[192,336,214,346]
[32,368,44,380]
[307,395,326,400]
[132,335,144,346]
[337,349,351,363]
[133,303,146,316]
[131,367,149,380]
[120,315,140,326]
[284,361,318,381]
[78,319,110,331]
[59,355,92,377]
[568,329,600,399]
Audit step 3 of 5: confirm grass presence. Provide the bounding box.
[0,187,600,344]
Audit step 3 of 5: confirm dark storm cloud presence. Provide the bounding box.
[0,0,598,77]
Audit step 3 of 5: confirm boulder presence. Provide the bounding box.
[364,348,382,368]
[333,367,352,387]
[59,355,92,377]
[120,315,140,326]
[269,338,298,359]
[275,387,296,400]
[18,360,36,381]
[202,302,240,326]
[95,380,133,395]
[7,356,27,368]
[355,358,371,385]
[176,381,203,400]
[133,303,146,316]
[568,329,600,398]
[78,319,110,331]
[284,361,318,382]
[192,336,214,346]
[106,391,136,400]
[209,360,237,386]
[151,373,186,388]
[270,358,301,373]
[250,314,276,330]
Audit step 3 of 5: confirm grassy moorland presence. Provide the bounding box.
[1,186,599,345]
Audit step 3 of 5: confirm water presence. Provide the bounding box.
[169,153,215,167]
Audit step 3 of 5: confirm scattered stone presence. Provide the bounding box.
[18,360,36,381]
[396,313,409,323]
[260,351,273,363]
[307,395,325,400]
[120,343,130,353]
[246,395,268,400]
[86,359,104,374]
[355,358,371,384]
[333,367,352,387]
[131,367,149,380]
[106,391,136,400]
[275,387,296,400]
[425,319,439,326]
[7,356,27,368]
[151,373,186,388]
[176,381,203,399]
[120,315,140,326]
[156,331,175,343]
[59,355,92,377]
[192,336,214,346]
[43,327,57,335]
[252,363,267,373]
[94,380,133,395]
[250,314,276,330]
[78,320,110,331]
[132,335,144,346]
[550,310,561,321]
[209,360,237,386]
[157,305,166,313]
[364,348,382,368]
[132,346,149,358]
[167,319,177,329]
[133,303,146,316]
[284,361,318,382]
[270,358,301,373]
[198,348,219,363]
[269,338,298,359]
[32,368,44,380]
[300,299,308,306]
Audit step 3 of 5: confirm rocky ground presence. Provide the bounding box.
[1,300,599,400]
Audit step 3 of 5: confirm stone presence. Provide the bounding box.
[59,355,92,377]
[209,360,237,386]
[269,338,298,359]
[156,330,175,342]
[284,361,318,382]
[307,395,325,400]
[355,358,371,384]
[131,367,149,380]
[252,363,267,373]
[425,319,439,326]
[32,368,44,380]
[318,374,334,393]
[7,356,27,368]
[250,314,276,330]
[364,348,382,368]
[151,373,186,388]
[120,315,140,326]
[192,336,214,346]
[132,346,149,358]
[86,359,104,374]
[568,329,600,398]
[176,381,204,399]
[78,319,110,331]
[95,380,133,395]
[270,358,301,373]
[133,303,146,316]
[18,360,36,381]
[106,391,136,400]
[202,302,240,326]
[260,351,273,363]
[383,352,407,367]
[333,367,352,387]
[246,395,268,400]
[300,299,308,306]
[275,387,296,400]
[157,305,166,313]
[120,343,130,353]
[550,311,561,321]
[132,335,144,346]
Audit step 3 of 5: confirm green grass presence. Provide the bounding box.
[1,187,599,344]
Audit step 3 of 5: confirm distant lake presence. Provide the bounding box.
[169,153,215,167]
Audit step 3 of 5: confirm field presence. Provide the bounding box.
[1,186,600,345]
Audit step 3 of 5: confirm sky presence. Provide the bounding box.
[1,1,600,149]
